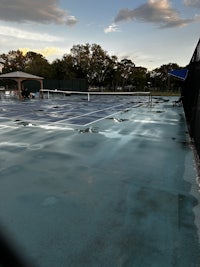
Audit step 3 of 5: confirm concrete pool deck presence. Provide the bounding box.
[0,96,200,266]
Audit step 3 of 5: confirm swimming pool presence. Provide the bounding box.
[0,96,199,267]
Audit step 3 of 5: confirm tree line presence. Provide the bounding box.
[0,43,184,91]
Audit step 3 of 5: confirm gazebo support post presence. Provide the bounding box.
[17,79,22,99]
[39,80,44,99]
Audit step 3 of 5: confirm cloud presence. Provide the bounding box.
[0,26,63,42]
[0,0,78,26]
[184,0,200,22]
[19,47,65,61]
[104,23,120,33]
[184,0,200,9]
[114,0,193,28]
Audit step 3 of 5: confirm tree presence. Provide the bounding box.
[151,63,181,90]
[112,59,135,90]
[24,51,52,78]
[70,43,91,79]
[89,44,113,86]
[0,46,184,92]
[69,43,115,87]
[51,54,78,80]
[0,50,26,73]
[102,55,118,90]
[132,67,148,91]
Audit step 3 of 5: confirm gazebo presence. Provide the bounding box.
[0,71,44,99]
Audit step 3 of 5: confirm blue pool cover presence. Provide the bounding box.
[0,96,200,267]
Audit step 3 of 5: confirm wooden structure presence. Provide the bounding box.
[0,71,44,99]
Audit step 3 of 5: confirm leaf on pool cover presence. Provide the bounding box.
[15,120,36,126]
[77,127,99,133]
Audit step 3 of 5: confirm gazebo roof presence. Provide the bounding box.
[0,71,43,80]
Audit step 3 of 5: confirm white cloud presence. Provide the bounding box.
[65,16,78,26]
[0,0,78,26]
[114,0,193,28]
[0,26,63,42]
[104,23,120,33]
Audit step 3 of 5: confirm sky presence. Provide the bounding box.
[0,0,200,71]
